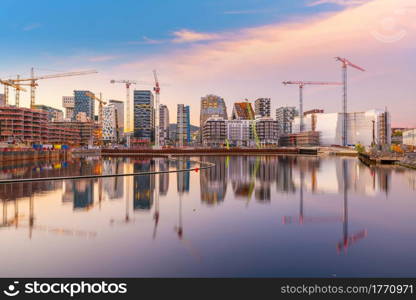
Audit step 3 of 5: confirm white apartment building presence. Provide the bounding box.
[62,96,75,120]
[103,104,118,142]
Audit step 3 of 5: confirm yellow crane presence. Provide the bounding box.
[9,68,98,108]
[0,79,27,106]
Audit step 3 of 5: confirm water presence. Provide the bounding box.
[0,155,415,277]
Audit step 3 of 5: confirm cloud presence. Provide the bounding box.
[23,23,41,31]
[127,36,165,45]
[171,29,221,43]
[307,0,370,7]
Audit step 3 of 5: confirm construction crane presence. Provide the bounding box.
[10,68,98,109]
[0,79,27,106]
[282,81,342,132]
[85,92,107,124]
[335,57,366,146]
[110,79,137,133]
[153,70,161,149]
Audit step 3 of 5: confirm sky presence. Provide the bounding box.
[0,0,415,127]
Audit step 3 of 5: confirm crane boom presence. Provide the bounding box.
[110,79,137,134]
[282,80,342,132]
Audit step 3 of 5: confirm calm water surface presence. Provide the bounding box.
[0,155,415,277]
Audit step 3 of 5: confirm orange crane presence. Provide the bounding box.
[282,81,342,132]
[9,68,98,108]
[85,91,107,124]
[0,79,27,106]
[110,79,137,133]
[335,57,365,146]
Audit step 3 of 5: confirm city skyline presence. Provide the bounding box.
[0,0,415,128]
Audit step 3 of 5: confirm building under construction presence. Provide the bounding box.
[0,107,100,146]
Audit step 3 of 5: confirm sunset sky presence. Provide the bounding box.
[0,0,415,127]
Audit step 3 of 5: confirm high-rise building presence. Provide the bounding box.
[73,91,94,121]
[177,104,190,146]
[255,98,271,117]
[231,102,254,120]
[62,96,75,120]
[0,94,5,106]
[102,104,118,142]
[202,116,227,147]
[109,99,124,137]
[159,104,169,146]
[133,90,154,142]
[276,106,298,134]
[200,94,228,128]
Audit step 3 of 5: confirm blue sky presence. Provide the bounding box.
[0,0,341,72]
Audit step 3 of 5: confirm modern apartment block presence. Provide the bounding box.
[256,117,278,145]
[200,94,228,127]
[254,98,271,117]
[73,91,94,121]
[109,99,124,137]
[231,102,255,120]
[133,90,154,142]
[202,116,227,147]
[102,104,118,142]
[227,120,252,147]
[62,96,75,120]
[177,104,190,146]
[276,106,298,134]
[159,104,170,146]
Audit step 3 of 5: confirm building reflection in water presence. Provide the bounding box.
[159,159,169,196]
[199,156,227,205]
[177,159,190,194]
[133,159,155,211]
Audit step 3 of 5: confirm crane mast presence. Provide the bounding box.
[153,70,160,149]
[110,79,137,134]
[282,81,342,133]
[335,57,365,146]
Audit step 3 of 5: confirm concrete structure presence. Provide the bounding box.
[53,120,100,146]
[62,96,75,120]
[0,107,80,144]
[102,104,118,143]
[34,105,63,122]
[73,91,94,122]
[276,107,297,135]
[109,99,124,137]
[177,104,190,146]
[292,109,391,146]
[159,104,169,146]
[0,94,5,106]
[403,129,416,147]
[255,117,278,145]
[227,119,253,147]
[202,116,227,147]
[133,90,154,142]
[200,94,228,127]
[232,102,254,120]
[254,98,271,117]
